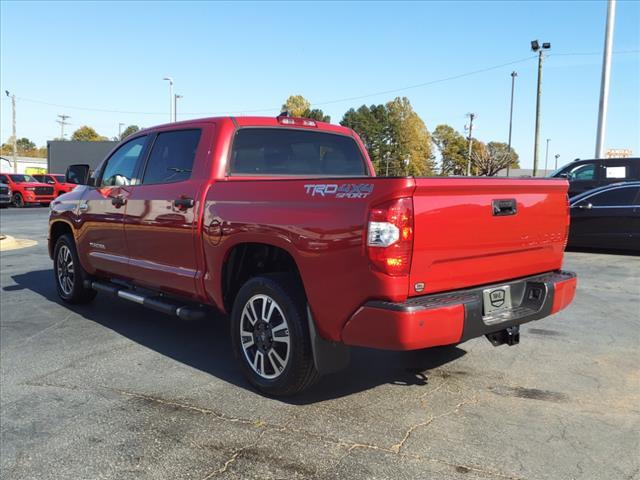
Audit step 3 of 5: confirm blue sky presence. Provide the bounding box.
[1,0,638,171]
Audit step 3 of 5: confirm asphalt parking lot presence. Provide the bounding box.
[1,207,639,480]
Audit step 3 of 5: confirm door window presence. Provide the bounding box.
[605,166,627,179]
[100,136,147,187]
[141,129,201,185]
[568,164,596,181]
[587,187,640,207]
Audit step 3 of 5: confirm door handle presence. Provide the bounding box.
[111,196,127,208]
[492,199,517,216]
[174,197,194,210]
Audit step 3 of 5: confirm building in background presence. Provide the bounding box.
[47,140,118,175]
[0,156,47,175]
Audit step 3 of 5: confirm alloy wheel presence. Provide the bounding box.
[56,244,75,295]
[240,294,291,379]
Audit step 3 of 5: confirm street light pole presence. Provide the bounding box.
[5,90,17,173]
[466,113,475,176]
[544,138,551,176]
[507,71,517,177]
[163,77,174,122]
[174,94,183,122]
[595,0,616,158]
[554,154,560,170]
[531,40,551,177]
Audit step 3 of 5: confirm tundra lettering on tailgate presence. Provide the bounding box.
[304,183,374,199]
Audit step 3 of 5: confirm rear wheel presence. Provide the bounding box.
[53,234,96,304]
[12,193,24,208]
[230,274,318,396]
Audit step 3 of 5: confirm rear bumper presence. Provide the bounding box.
[341,270,577,350]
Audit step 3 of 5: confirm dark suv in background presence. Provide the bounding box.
[550,157,639,197]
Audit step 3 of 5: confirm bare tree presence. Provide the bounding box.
[472,143,516,176]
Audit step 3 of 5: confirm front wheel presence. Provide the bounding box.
[53,234,96,304]
[230,274,318,396]
[12,193,24,208]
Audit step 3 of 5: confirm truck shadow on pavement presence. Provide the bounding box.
[7,269,467,404]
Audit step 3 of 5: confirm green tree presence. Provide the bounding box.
[386,97,435,176]
[16,137,36,152]
[71,126,108,142]
[281,95,330,122]
[282,95,311,116]
[341,104,394,174]
[432,124,468,175]
[120,125,140,140]
[341,97,434,176]
[303,108,330,122]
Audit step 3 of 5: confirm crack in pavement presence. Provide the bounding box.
[108,386,518,480]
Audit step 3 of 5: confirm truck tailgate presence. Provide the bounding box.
[410,178,569,295]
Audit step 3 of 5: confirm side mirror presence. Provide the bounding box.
[65,164,91,186]
[558,173,569,178]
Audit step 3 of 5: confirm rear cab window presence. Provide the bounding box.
[229,128,368,177]
[141,129,201,185]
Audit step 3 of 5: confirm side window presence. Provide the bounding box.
[569,164,596,181]
[100,136,147,187]
[604,164,628,179]
[141,129,201,185]
[588,187,639,207]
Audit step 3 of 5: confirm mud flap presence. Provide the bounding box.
[307,306,350,375]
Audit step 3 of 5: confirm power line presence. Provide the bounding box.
[9,50,639,117]
[10,55,538,116]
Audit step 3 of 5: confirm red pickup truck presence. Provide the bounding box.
[33,173,77,197]
[49,115,576,396]
[1,173,56,207]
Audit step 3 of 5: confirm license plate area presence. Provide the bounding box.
[482,285,512,317]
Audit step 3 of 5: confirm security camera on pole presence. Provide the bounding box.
[531,40,551,177]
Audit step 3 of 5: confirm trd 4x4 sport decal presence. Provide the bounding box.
[304,183,374,199]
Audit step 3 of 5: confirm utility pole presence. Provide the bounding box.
[163,77,174,122]
[5,91,17,173]
[466,113,475,176]
[507,71,517,177]
[531,40,551,177]
[174,94,183,122]
[56,114,70,140]
[544,138,551,175]
[595,0,616,158]
[554,153,560,170]
[118,122,124,139]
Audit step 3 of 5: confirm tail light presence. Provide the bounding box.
[367,197,414,276]
[277,116,317,127]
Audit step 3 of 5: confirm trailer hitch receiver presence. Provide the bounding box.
[486,325,520,346]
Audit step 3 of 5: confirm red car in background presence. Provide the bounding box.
[0,173,55,207]
[33,173,77,197]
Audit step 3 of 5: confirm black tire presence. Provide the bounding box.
[12,193,24,208]
[53,234,97,304]
[230,274,318,396]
